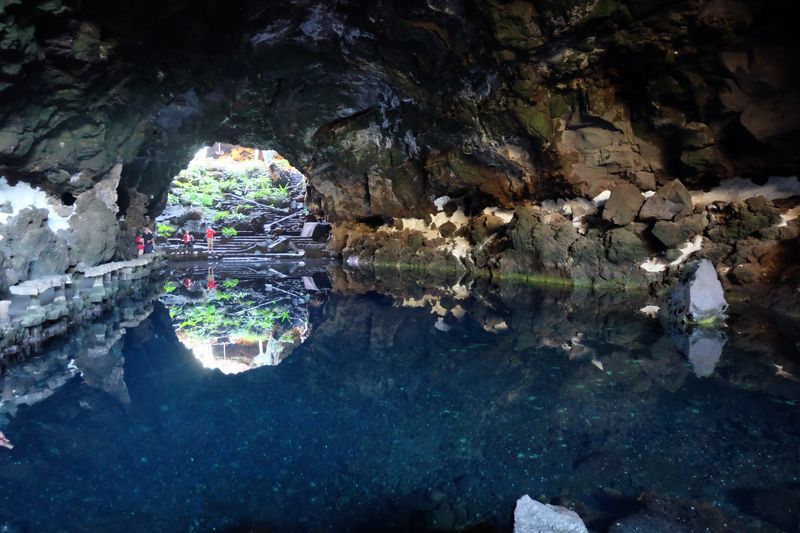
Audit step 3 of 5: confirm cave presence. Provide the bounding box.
[1,1,800,531]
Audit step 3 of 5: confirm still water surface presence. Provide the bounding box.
[1,268,799,532]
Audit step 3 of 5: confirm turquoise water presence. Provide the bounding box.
[1,271,799,532]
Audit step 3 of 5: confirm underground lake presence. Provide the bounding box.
[1,265,799,532]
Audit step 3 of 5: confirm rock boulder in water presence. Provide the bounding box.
[669,259,727,324]
[513,495,588,533]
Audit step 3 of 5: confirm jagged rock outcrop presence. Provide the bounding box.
[669,259,728,324]
[1,0,798,294]
[514,495,588,533]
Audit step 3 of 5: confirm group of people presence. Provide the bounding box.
[134,226,155,256]
[179,226,217,253]
[135,225,218,256]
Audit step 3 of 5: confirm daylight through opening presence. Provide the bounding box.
[155,143,332,373]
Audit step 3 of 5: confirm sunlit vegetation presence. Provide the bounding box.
[156,145,307,245]
[164,280,306,345]
[164,148,304,228]
[157,223,176,237]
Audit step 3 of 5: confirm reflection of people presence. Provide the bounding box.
[205,225,216,254]
[134,232,144,256]
[143,226,155,253]
[181,230,194,252]
[207,267,216,291]
[182,277,193,289]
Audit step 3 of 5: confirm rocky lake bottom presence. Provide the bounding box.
[1,266,799,532]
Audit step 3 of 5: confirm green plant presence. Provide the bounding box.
[157,223,176,237]
[212,210,230,221]
[221,227,238,238]
[163,281,179,294]
[222,278,239,289]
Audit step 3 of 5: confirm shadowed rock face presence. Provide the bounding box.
[1,0,798,290]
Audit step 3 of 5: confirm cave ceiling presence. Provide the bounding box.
[1,0,798,221]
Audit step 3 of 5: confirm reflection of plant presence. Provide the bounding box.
[172,298,295,343]
[210,291,232,302]
[222,278,239,289]
[163,281,179,294]
[222,227,238,237]
[157,224,176,237]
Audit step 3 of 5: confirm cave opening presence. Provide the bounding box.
[155,142,328,373]
[155,142,310,255]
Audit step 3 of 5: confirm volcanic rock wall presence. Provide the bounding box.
[1,0,798,293]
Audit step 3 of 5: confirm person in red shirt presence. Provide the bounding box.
[207,267,216,291]
[134,232,144,256]
[205,225,216,254]
[181,229,194,252]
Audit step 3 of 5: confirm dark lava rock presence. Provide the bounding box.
[504,206,578,271]
[602,183,645,226]
[605,227,649,264]
[707,197,782,242]
[651,213,708,248]
[438,221,458,238]
[0,208,70,288]
[69,192,118,269]
[639,180,693,221]
[665,248,683,262]
[467,213,506,244]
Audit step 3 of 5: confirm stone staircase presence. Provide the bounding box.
[165,223,332,263]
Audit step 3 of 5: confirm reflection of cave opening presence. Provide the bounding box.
[160,265,329,374]
[155,142,318,258]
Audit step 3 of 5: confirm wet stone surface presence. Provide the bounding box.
[0,270,799,532]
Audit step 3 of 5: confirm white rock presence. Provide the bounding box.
[592,189,611,205]
[514,495,588,533]
[669,259,727,324]
[639,305,660,318]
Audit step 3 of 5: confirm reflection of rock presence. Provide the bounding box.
[514,495,588,533]
[668,259,727,324]
[671,328,727,378]
[0,276,159,429]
